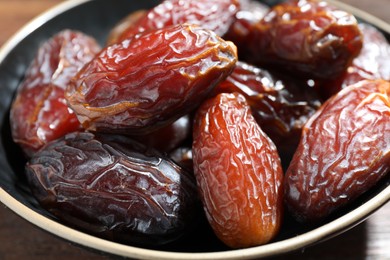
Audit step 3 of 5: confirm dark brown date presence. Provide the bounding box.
[25,131,198,246]
[321,23,390,99]
[193,92,284,248]
[10,30,100,156]
[66,24,237,134]
[243,0,363,79]
[214,61,322,160]
[285,79,390,223]
[116,0,240,42]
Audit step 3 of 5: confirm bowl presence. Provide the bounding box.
[0,0,389,259]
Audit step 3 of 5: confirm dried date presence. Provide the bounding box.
[192,92,284,248]
[25,131,198,246]
[285,79,390,223]
[116,0,240,42]
[10,30,100,156]
[66,24,237,134]
[243,0,363,79]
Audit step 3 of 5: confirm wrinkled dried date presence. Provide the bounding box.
[243,0,363,79]
[193,92,284,248]
[285,80,390,223]
[25,131,199,246]
[10,30,100,156]
[66,24,237,134]
[116,0,240,42]
[214,61,321,160]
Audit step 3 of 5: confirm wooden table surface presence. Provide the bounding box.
[0,0,389,259]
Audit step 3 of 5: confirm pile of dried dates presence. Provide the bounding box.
[9,0,390,249]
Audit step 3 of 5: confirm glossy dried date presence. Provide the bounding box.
[193,92,284,248]
[66,24,237,134]
[214,61,321,160]
[116,0,240,42]
[285,79,390,223]
[243,0,363,79]
[25,131,198,246]
[10,30,100,156]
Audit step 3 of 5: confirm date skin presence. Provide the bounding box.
[193,92,284,248]
[66,24,237,134]
[214,61,321,161]
[285,79,390,223]
[243,0,363,79]
[25,131,198,246]
[321,23,390,99]
[10,30,100,156]
[116,0,240,42]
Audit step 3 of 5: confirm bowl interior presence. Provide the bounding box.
[0,0,389,258]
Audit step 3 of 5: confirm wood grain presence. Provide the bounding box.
[0,0,389,259]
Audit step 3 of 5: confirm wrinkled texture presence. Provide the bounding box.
[10,30,100,156]
[243,0,363,79]
[193,92,284,248]
[25,132,198,246]
[214,61,322,159]
[285,80,390,223]
[116,0,240,41]
[322,23,390,99]
[106,10,147,45]
[66,24,237,134]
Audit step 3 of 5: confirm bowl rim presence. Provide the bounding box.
[0,0,389,259]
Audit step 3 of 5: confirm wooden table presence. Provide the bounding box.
[0,0,389,259]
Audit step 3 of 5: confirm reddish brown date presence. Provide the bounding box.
[116,0,240,42]
[214,61,322,160]
[25,131,198,246]
[192,92,284,248]
[243,0,363,79]
[10,30,100,156]
[285,79,390,223]
[322,23,390,99]
[66,24,237,134]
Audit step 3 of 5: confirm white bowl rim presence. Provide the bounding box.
[0,0,389,259]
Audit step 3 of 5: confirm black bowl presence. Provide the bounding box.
[0,0,389,259]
